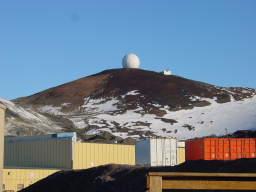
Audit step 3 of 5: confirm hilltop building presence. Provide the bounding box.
[161,69,172,75]
[122,53,140,69]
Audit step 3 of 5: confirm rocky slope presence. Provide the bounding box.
[1,69,256,143]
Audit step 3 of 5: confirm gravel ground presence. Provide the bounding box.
[21,159,256,192]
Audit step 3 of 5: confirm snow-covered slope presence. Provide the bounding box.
[0,98,64,136]
[1,69,256,143]
[35,92,256,140]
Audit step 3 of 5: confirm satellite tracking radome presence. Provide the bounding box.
[122,53,140,69]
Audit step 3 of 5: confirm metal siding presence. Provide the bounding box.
[156,139,162,166]
[141,138,180,166]
[3,168,59,191]
[73,142,135,169]
[185,139,205,160]
[177,141,185,164]
[186,138,256,160]
[171,139,177,166]
[5,133,76,143]
[4,138,72,169]
[116,145,120,163]
[105,144,110,163]
[135,139,150,165]
[150,139,156,166]
[163,139,171,166]
[177,147,185,164]
[113,144,117,163]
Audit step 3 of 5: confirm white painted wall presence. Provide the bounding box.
[136,138,178,166]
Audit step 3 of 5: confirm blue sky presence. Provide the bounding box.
[0,0,256,99]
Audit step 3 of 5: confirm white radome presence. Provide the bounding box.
[122,53,140,68]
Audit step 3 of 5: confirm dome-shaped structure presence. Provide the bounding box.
[122,53,140,68]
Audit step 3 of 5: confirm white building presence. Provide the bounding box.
[162,69,172,75]
[136,138,185,166]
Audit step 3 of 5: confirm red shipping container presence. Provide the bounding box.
[185,138,256,161]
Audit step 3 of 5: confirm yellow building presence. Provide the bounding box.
[73,142,135,169]
[177,141,185,164]
[2,132,187,191]
[177,145,185,164]
[4,133,135,170]
[3,168,58,191]
[3,133,135,191]
[0,103,6,192]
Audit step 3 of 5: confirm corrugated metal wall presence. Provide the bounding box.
[73,142,135,169]
[0,104,6,192]
[177,141,185,164]
[177,148,185,164]
[136,138,185,166]
[150,138,177,166]
[204,138,256,160]
[3,168,58,191]
[186,138,256,160]
[136,139,151,165]
[5,138,73,169]
[185,139,204,160]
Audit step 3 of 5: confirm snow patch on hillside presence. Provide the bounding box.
[126,90,140,96]
[2,88,256,141]
[40,105,65,115]
[82,97,119,112]
[0,98,45,122]
[86,96,256,140]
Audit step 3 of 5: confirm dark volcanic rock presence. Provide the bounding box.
[155,118,178,125]
[21,159,256,192]
[223,130,256,138]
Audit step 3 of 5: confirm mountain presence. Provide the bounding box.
[1,68,256,143]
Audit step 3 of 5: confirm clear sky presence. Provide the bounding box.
[0,0,256,99]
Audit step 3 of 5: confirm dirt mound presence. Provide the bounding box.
[21,159,256,192]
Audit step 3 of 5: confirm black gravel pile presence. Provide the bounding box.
[20,159,256,192]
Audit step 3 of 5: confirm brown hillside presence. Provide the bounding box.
[14,68,237,108]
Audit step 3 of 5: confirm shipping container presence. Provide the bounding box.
[3,168,58,191]
[5,137,73,169]
[186,138,256,161]
[136,138,184,166]
[73,142,135,169]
